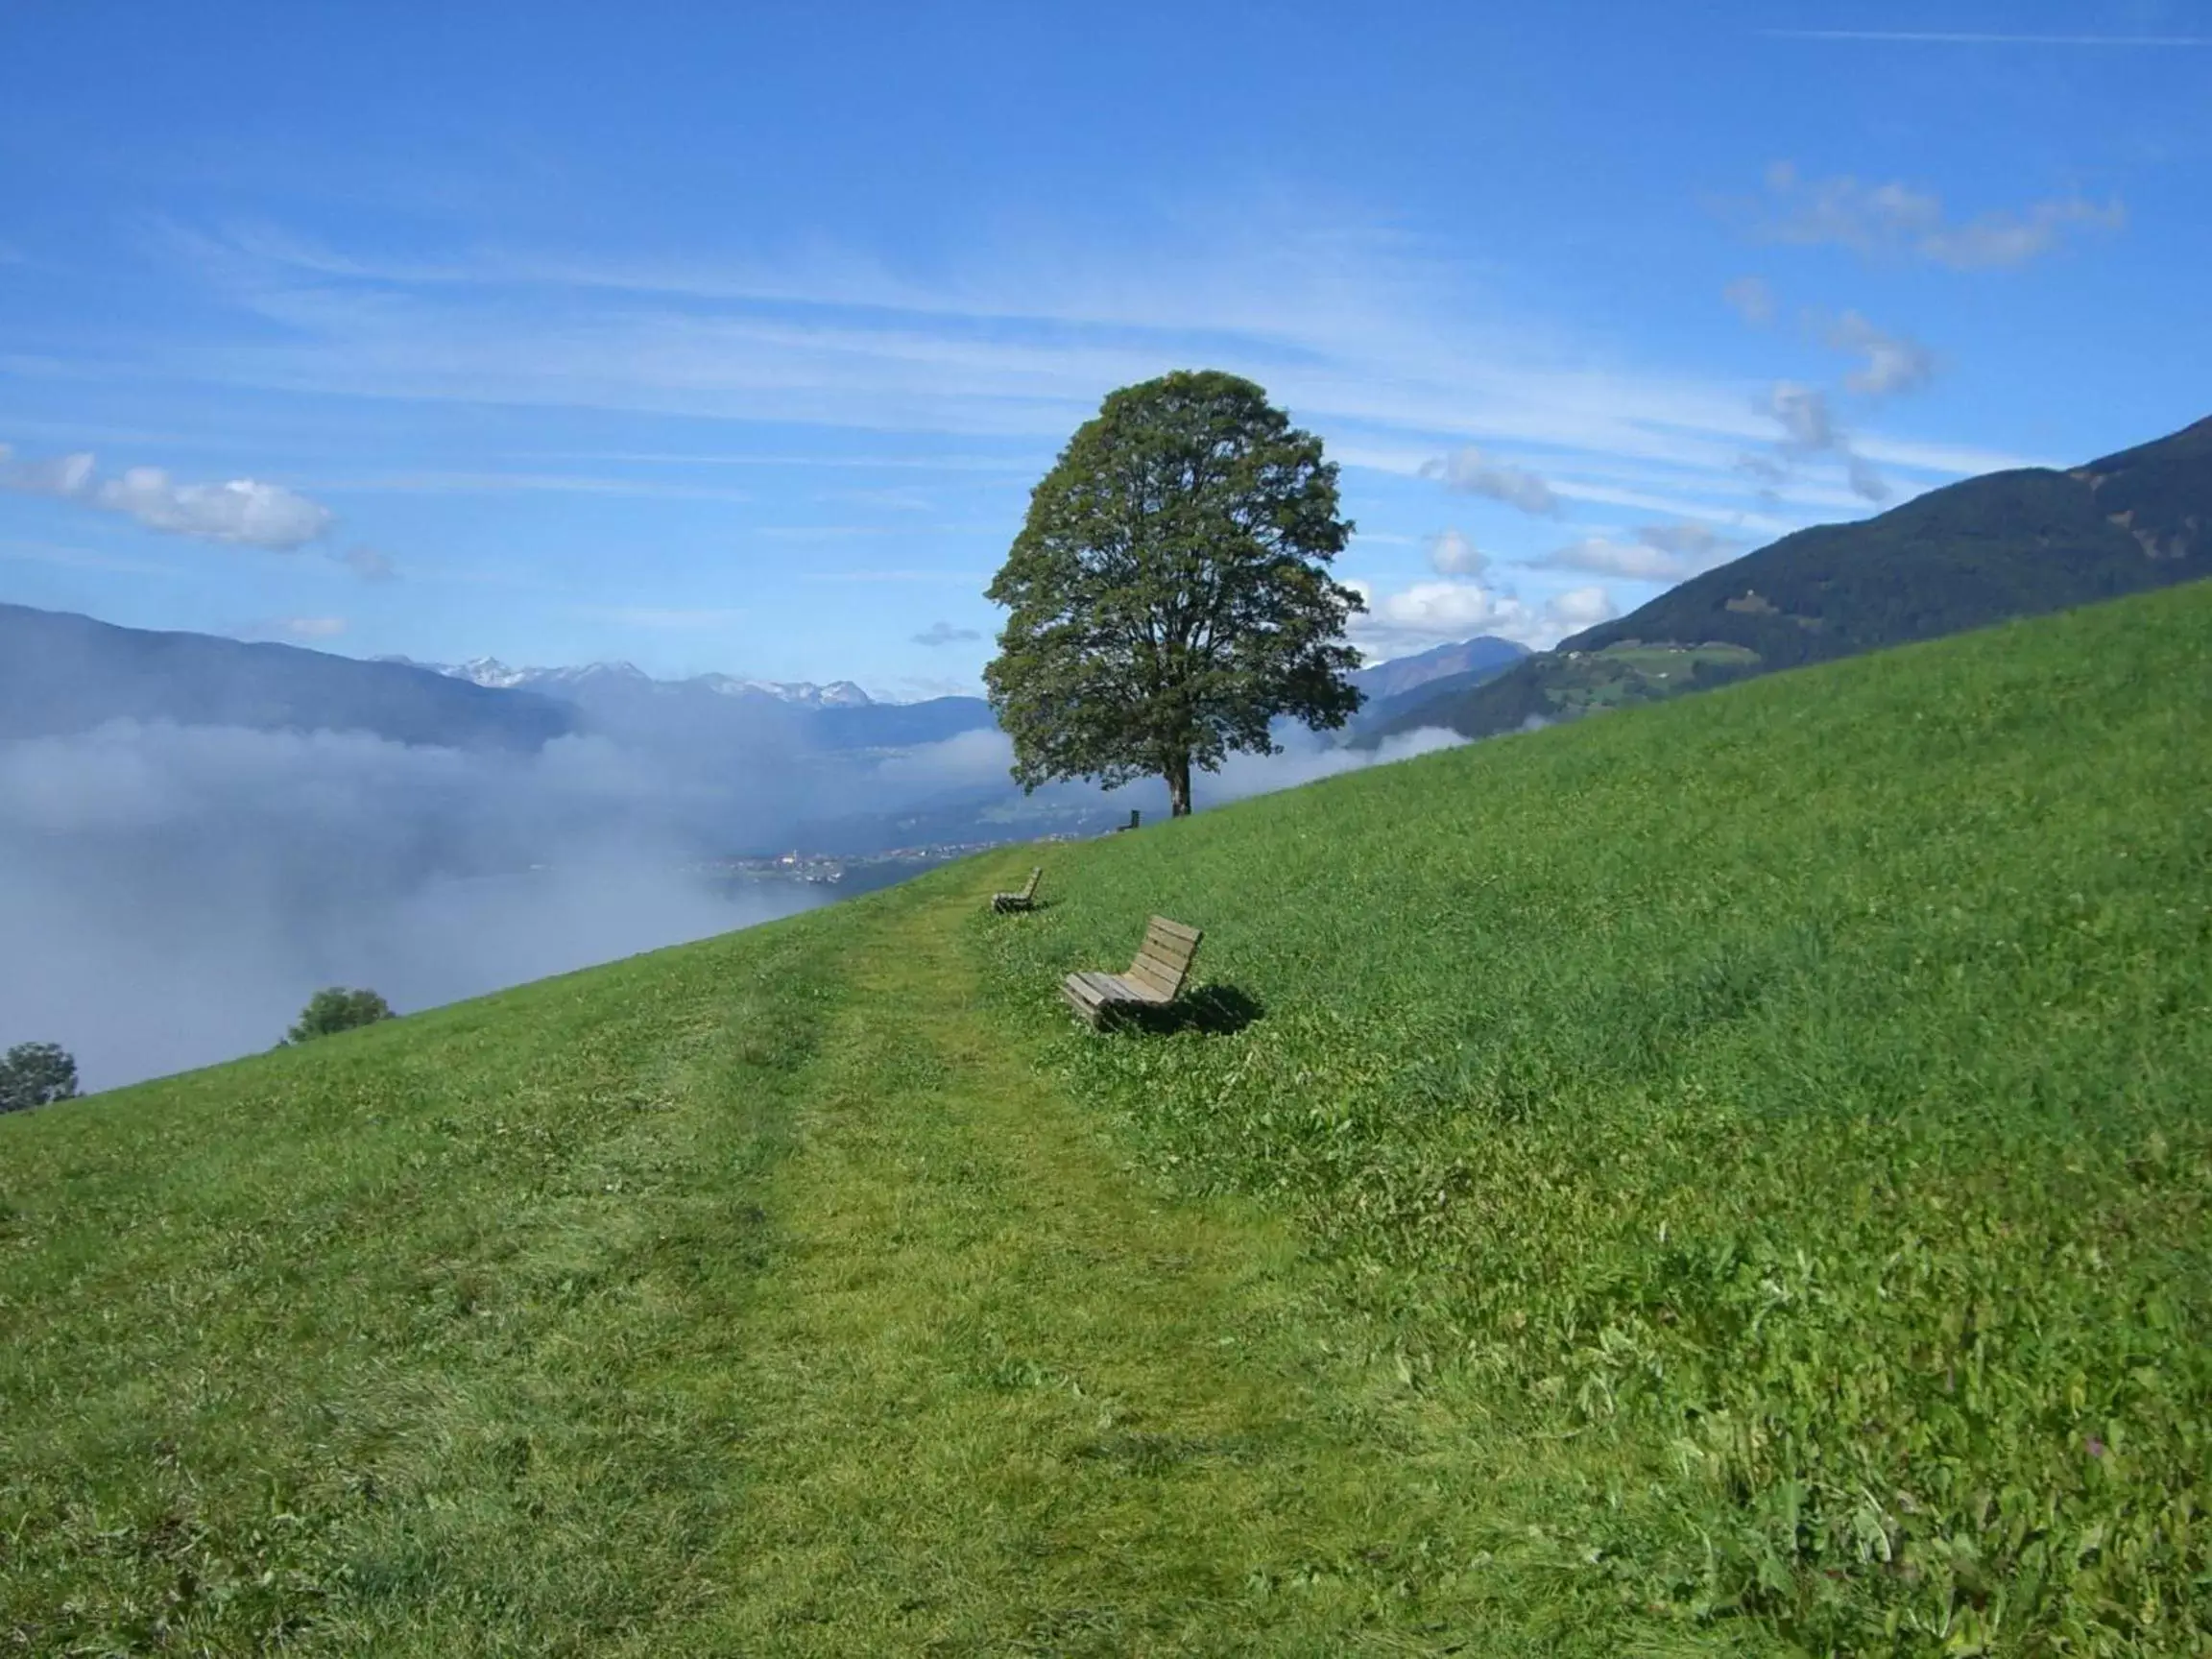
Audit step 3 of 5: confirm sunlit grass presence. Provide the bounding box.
[3,580,2205,1654]
[981,580,2212,1653]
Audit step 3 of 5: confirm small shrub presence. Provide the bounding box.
[282,988,397,1046]
[0,1042,79,1113]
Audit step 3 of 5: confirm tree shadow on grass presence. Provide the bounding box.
[1115,984,1265,1038]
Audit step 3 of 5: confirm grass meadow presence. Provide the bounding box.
[3,580,2206,1654]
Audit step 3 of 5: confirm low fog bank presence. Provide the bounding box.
[0,718,883,1094]
[0,713,1469,1094]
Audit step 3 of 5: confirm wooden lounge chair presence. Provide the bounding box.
[1062,916,1202,1027]
[991,867,1043,913]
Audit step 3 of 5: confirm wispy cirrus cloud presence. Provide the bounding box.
[114,212,2019,535]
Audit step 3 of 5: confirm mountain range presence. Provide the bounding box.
[0,602,579,751]
[416,657,875,709]
[18,412,2203,789]
[1369,412,2212,742]
[1346,635,1529,729]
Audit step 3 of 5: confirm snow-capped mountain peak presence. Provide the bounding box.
[424,659,872,707]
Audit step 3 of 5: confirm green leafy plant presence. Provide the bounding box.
[281,987,397,1046]
[0,1042,79,1113]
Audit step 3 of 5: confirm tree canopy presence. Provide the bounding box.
[282,988,397,1046]
[983,370,1364,816]
[0,1042,80,1113]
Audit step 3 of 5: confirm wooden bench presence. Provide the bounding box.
[991,867,1043,913]
[1062,916,1202,1027]
[1110,808,1141,833]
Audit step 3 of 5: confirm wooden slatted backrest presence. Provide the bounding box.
[1126,916,1202,999]
[1018,867,1042,900]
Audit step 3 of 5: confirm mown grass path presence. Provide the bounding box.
[669,869,1429,1654]
[665,864,1705,1657]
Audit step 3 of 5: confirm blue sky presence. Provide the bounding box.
[1,0,2205,698]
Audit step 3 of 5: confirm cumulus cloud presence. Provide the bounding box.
[0,445,96,497]
[1753,161,2125,269]
[1425,527,1485,576]
[0,441,347,555]
[1723,275,1777,325]
[1348,577,1533,653]
[1541,537,1689,582]
[1635,521,1743,565]
[1818,308,1936,396]
[1767,381,1838,452]
[912,620,982,646]
[1845,454,1892,503]
[1746,381,1891,503]
[1346,574,1615,654]
[1420,445,1560,515]
[1545,585,1617,633]
[95,469,335,549]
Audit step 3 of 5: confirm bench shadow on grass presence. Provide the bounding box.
[1111,984,1264,1038]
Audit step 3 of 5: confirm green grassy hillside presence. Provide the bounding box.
[5,584,2207,1655]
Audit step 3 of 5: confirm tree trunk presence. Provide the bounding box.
[1165,752,1192,817]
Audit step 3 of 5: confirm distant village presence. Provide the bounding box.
[692,834,1086,895]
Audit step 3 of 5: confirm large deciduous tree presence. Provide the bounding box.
[984,371,1364,817]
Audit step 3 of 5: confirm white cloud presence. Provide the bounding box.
[912,620,982,647]
[85,210,2023,552]
[1846,454,1892,502]
[94,469,335,549]
[1818,309,1935,396]
[1204,723,1469,804]
[1421,445,1560,514]
[1541,537,1690,582]
[1749,382,1893,504]
[1767,381,1838,452]
[1722,276,1777,326]
[1348,577,1533,652]
[1425,526,1485,576]
[1545,585,1617,633]
[1,441,340,553]
[1754,161,2124,269]
[1634,520,1742,565]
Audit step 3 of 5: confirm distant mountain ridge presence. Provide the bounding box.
[386,655,993,754]
[0,602,578,751]
[1348,635,1528,703]
[1371,412,2212,742]
[411,657,876,709]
